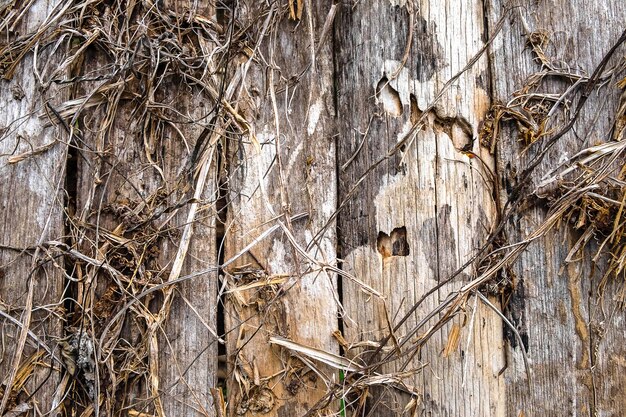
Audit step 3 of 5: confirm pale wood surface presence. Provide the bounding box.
[223,2,339,416]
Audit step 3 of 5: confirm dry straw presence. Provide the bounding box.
[0,1,625,416]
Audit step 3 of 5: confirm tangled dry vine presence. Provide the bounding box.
[0,1,625,416]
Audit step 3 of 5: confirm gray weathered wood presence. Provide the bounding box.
[0,2,66,414]
[69,2,219,415]
[335,1,504,415]
[2,1,625,416]
[487,1,626,416]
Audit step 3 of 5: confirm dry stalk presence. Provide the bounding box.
[0,1,624,416]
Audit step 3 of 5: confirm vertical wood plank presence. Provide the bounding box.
[0,1,66,414]
[486,1,626,416]
[67,2,219,415]
[335,1,504,415]
[223,2,339,416]
[154,6,218,416]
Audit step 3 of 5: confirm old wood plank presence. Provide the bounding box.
[67,2,220,415]
[0,1,67,414]
[486,1,626,416]
[153,6,219,417]
[223,2,339,416]
[335,1,504,415]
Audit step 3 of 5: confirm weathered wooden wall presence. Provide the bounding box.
[69,2,220,416]
[1,1,221,416]
[1,0,625,416]
[335,1,504,415]
[223,2,338,416]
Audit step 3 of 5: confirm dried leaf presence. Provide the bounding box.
[442,323,461,357]
[269,336,363,372]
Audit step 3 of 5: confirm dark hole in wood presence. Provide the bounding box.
[377,226,410,258]
[375,75,388,99]
[410,93,422,125]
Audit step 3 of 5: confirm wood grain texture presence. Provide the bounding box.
[70,2,219,415]
[223,2,339,416]
[155,5,219,412]
[486,1,626,416]
[2,1,625,416]
[335,1,504,415]
[0,1,66,414]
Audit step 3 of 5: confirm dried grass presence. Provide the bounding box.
[0,1,625,416]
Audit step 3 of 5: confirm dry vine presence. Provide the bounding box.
[0,1,625,417]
